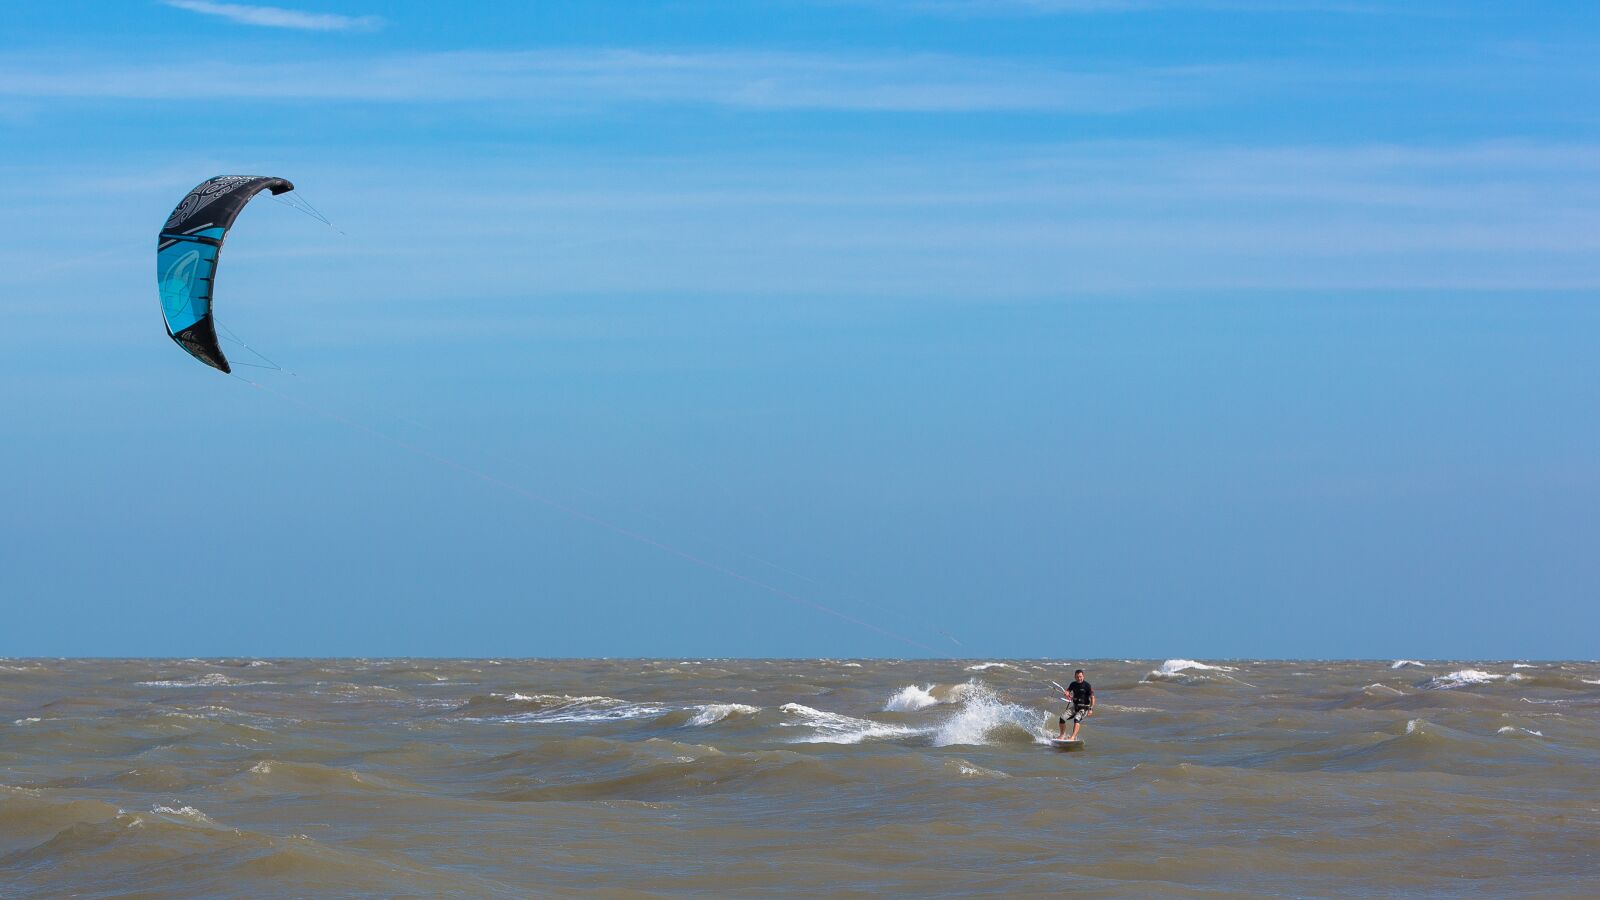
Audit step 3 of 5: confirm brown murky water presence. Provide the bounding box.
[3,658,1597,897]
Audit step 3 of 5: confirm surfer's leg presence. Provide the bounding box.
[1058,715,1066,739]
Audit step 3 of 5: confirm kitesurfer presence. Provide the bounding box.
[1058,669,1094,740]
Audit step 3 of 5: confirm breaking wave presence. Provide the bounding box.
[137,674,238,688]
[1496,726,1543,737]
[928,684,1042,747]
[883,683,973,712]
[459,693,666,724]
[780,704,921,744]
[784,682,1043,747]
[1142,659,1246,685]
[684,704,761,727]
[1418,669,1504,690]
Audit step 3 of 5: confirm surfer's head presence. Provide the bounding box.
[1074,670,1085,680]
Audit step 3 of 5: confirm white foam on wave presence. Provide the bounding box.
[1390,660,1427,669]
[684,704,760,727]
[1363,683,1404,695]
[1141,659,1245,684]
[956,762,1007,778]
[1405,718,1424,734]
[13,717,41,725]
[1419,669,1504,690]
[783,682,1040,747]
[137,673,238,687]
[1496,726,1543,737]
[884,685,940,712]
[965,662,1016,672]
[1583,679,1600,686]
[1154,659,1234,675]
[884,682,977,712]
[779,703,921,744]
[1512,663,1537,669]
[493,694,666,725]
[150,804,218,826]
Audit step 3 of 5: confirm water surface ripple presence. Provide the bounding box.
[3,658,1597,897]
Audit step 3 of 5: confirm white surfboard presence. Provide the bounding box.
[1049,737,1084,751]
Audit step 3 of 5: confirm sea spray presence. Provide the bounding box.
[930,682,1045,747]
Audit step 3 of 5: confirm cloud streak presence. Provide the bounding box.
[856,0,1399,14]
[0,48,1232,113]
[6,139,1595,303]
[161,0,381,31]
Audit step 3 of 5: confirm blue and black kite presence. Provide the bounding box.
[156,175,294,373]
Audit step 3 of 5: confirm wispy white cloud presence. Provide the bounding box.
[161,0,381,31]
[6,140,1595,303]
[0,49,1235,113]
[842,0,1400,14]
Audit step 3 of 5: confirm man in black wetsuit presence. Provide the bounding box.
[1058,669,1094,740]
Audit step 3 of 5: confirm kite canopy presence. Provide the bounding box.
[156,175,294,373]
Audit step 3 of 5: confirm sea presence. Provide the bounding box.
[2,658,1597,897]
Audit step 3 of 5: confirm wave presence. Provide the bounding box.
[137,673,238,687]
[885,685,940,711]
[684,704,761,727]
[1141,659,1248,685]
[483,747,842,803]
[242,759,396,794]
[779,703,921,744]
[1390,660,1427,669]
[785,683,1043,747]
[883,683,974,712]
[929,684,1043,747]
[1,802,489,896]
[149,804,221,828]
[1330,683,1406,709]
[456,692,663,723]
[504,699,666,725]
[1496,726,1543,737]
[1418,669,1504,690]
[964,662,1017,672]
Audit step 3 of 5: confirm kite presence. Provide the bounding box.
[156,175,295,373]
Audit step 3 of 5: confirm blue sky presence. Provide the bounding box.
[2,1,1596,658]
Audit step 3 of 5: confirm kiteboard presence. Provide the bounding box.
[1049,737,1084,751]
